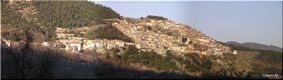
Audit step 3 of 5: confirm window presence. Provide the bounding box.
[182,38,187,43]
[61,44,66,48]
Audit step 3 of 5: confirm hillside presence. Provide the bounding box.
[108,17,231,55]
[225,42,282,79]
[1,1,282,79]
[1,0,121,41]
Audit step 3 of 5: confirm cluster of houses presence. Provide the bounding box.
[111,18,235,56]
[41,27,134,53]
[42,39,134,52]
[1,18,238,56]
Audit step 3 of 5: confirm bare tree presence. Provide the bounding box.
[3,27,61,79]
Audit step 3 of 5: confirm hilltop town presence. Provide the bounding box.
[112,18,233,55]
[0,0,235,57]
[23,17,234,57]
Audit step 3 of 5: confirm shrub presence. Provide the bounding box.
[93,24,134,42]
[121,46,177,71]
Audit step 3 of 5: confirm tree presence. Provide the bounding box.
[146,15,168,20]
[2,27,61,79]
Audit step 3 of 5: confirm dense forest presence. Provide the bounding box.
[33,1,121,28]
[1,1,121,40]
[1,1,40,41]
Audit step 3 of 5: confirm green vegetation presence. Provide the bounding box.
[227,44,258,51]
[227,43,282,64]
[121,45,177,71]
[1,30,60,79]
[89,24,133,42]
[1,1,49,41]
[125,18,140,24]
[253,50,282,78]
[1,1,122,40]
[225,43,282,78]
[146,15,168,20]
[119,46,214,73]
[258,50,282,63]
[183,53,213,72]
[32,1,121,29]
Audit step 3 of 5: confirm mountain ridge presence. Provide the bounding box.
[226,41,282,52]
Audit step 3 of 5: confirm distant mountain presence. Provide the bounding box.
[226,41,282,52]
[225,41,242,47]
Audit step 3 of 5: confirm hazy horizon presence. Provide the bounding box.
[94,1,282,48]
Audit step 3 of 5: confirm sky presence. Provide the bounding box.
[94,1,282,48]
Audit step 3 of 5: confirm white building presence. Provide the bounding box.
[197,38,209,43]
[53,39,83,52]
[83,40,95,50]
[233,50,238,55]
[94,42,103,48]
[67,42,82,52]
[42,41,49,47]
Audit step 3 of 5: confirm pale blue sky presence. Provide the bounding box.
[94,1,282,48]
